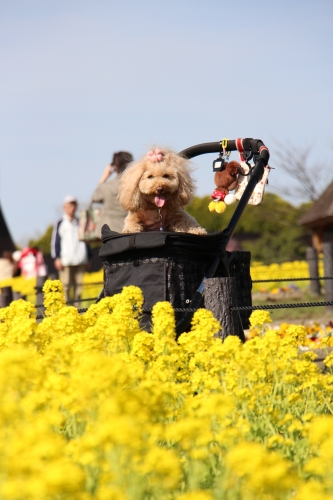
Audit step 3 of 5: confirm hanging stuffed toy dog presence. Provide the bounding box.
[118,147,207,234]
[208,160,240,213]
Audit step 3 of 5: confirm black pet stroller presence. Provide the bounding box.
[98,139,270,341]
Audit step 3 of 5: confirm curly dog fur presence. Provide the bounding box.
[118,147,206,234]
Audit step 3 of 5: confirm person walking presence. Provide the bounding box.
[0,251,15,280]
[12,247,47,279]
[51,195,90,303]
[91,151,133,237]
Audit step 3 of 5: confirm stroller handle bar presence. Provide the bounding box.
[179,138,270,239]
[179,138,270,163]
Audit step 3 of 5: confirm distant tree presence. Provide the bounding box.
[240,198,311,263]
[28,225,53,255]
[274,143,333,202]
[185,196,229,233]
[186,193,312,263]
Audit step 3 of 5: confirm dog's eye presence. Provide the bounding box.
[163,174,169,179]
[147,175,154,179]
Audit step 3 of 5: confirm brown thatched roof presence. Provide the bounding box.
[298,181,333,229]
[0,205,15,255]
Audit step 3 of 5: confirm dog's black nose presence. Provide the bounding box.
[156,187,164,194]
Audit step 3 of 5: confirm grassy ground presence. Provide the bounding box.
[252,289,333,325]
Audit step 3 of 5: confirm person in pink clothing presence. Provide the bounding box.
[12,247,47,279]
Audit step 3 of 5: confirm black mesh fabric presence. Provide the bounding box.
[102,254,208,330]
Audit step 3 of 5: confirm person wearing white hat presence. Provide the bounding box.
[51,195,90,303]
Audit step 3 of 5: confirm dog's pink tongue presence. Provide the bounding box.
[155,195,166,207]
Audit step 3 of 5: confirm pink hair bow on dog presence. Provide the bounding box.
[147,149,164,163]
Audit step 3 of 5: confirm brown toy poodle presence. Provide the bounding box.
[118,147,206,234]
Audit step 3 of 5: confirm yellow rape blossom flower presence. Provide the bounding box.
[225,441,297,493]
[42,279,66,315]
[249,309,272,329]
[176,491,213,500]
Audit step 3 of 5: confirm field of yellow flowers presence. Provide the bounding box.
[1,280,333,499]
[251,259,324,292]
[0,270,104,304]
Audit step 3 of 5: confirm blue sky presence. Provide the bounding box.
[1,0,333,245]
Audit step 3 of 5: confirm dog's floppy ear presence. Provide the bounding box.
[176,157,195,206]
[118,160,146,211]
